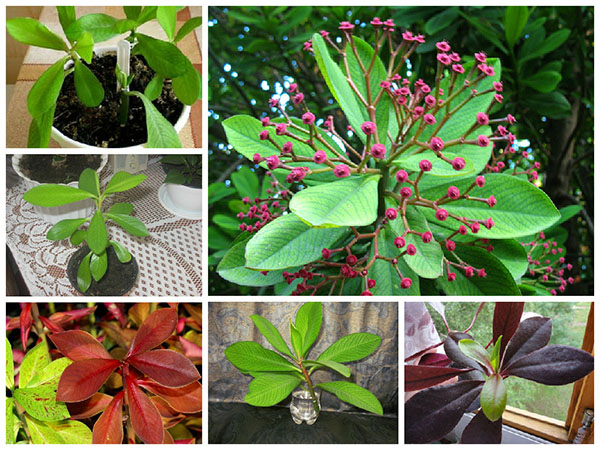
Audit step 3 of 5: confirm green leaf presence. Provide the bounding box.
[14,384,70,422]
[289,321,303,359]
[27,58,67,116]
[231,166,259,200]
[74,32,94,63]
[7,18,67,51]
[144,74,164,101]
[107,202,134,215]
[87,210,108,254]
[24,184,94,207]
[6,398,15,444]
[109,240,132,263]
[172,62,202,105]
[250,315,294,358]
[77,251,92,292]
[490,239,528,280]
[123,6,141,21]
[137,6,158,25]
[317,333,381,363]
[290,175,380,227]
[19,341,51,388]
[156,6,177,41]
[225,341,300,373]
[489,336,502,372]
[129,91,182,147]
[245,214,347,270]
[312,33,368,142]
[48,420,92,444]
[25,415,65,444]
[28,104,55,148]
[105,213,148,237]
[425,7,459,35]
[90,250,108,282]
[66,13,119,43]
[522,71,562,93]
[104,172,147,195]
[519,29,571,65]
[26,357,72,389]
[305,359,350,378]
[70,229,87,246]
[525,91,571,119]
[174,16,203,43]
[6,338,14,391]
[480,374,507,421]
[47,218,88,241]
[74,59,104,107]
[136,34,187,78]
[395,152,475,177]
[317,381,383,415]
[458,339,492,372]
[78,167,100,197]
[505,6,529,49]
[294,302,322,358]
[213,214,240,231]
[420,174,560,239]
[57,6,76,36]
[245,374,301,407]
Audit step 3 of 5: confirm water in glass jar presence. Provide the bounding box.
[290,389,320,425]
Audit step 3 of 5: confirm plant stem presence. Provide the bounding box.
[119,92,129,125]
[299,362,320,414]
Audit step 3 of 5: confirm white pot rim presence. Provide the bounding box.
[50,45,192,149]
[12,154,109,187]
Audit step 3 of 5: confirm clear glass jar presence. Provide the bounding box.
[290,388,320,425]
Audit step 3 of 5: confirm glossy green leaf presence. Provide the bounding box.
[250,315,294,359]
[107,202,134,215]
[225,341,300,373]
[525,91,571,119]
[7,18,67,51]
[489,336,502,372]
[70,229,87,246]
[317,333,381,363]
[57,7,76,36]
[245,374,301,407]
[6,338,14,390]
[90,251,108,282]
[317,381,383,415]
[245,214,347,270]
[78,168,100,197]
[14,383,70,422]
[505,6,529,49]
[27,58,67,116]
[490,239,529,280]
[129,91,182,147]
[65,13,118,43]
[174,16,203,43]
[78,251,93,292]
[294,302,322,357]
[136,34,187,78]
[105,213,148,237]
[109,240,132,263]
[519,29,571,65]
[425,7,459,35]
[48,420,92,444]
[74,32,94,64]
[289,321,303,359]
[123,6,141,21]
[172,62,202,105]
[144,74,164,101]
[480,374,507,421]
[231,165,259,199]
[74,59,104,107]
[305,359,350,378]
[522,71,562,93]
[28,104,55,148]
[290,175,380,227]
[156,6,177,40]
[395,152,475,177]
[104,172,147,195]
[458,339,492,372]
[19,341,51,388]
[137,6,158,25]
[26,415,65,444]
[48,216,88,240]
[87,210,108,254]
[24,184,94,207]
[26,357,72,389]
[6,398,15,444]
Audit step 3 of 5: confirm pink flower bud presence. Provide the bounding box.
[253,153,263,164]
[293,93,305,104]
[465,266,474,278]
[275,123,287,135]
[266,155,280,170]
[259,130,269,140]
[424,114,436,125]
[380,80,391,88]
[447,186,460,199]
[471,222,480,233]
[452,157,466,171]
[458,225,468,235]
[567,263,573,270]
[448,272,457,282]
[477,268,487,278]
[484,217,495,229]
[401,278,412,289]
[385,208,398,220]
[449,52,461,62]
[430,137,444,152]
[288,83,298,92]
[396,170,409,183]
[424,95,436,108]
[394,236,405,248]
[419,159,433,172]
[422,231,433,243]
[446,240,456,251]
[360,290,373,296]
[261,116,270,126]
[452,64,464,74]
[406,244,417,255]
[367,278,376,289]
[371,143,386,159]
[474,52,487,63]
[370,17,383,27]
[361,121,377,135]
[437,53,451,65]
[302,112,315,125]
[476,112,489,126]
[346,254,358,265]
[493,81,503,92]
[507,114,516,125]
[400,187,413,198]
[494,93,503,103]
[487,195,497,207]
[339,21,354,31]
[333,164,350,178]
[321,248,331,259]
[282,141,293,153]
[313,150,327,164]
[476,175,485,187]
[436,41,451,52]
[550,289,557,296]
[435,209,449,221]
[477,135,490,147]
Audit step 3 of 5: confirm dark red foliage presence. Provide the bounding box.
[93,391,124,444]
[460,409,502,443]
[405,365,473,391]
[492,302,524,357]
[20,304,32,351]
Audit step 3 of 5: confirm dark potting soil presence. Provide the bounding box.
[18,154,103,184]
[67,245,139,296]
[54,53,183,148]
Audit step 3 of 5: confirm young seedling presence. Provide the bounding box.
[160,154,202,185]
[7,6,202,148]
[23,169,148,292]
[224,302,384,421]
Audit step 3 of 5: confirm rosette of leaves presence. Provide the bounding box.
[6,6,202,147]
[23,169,148,293]
[224,302,384,417]
[160,154,202,185]
[405,302,594,444]
[50,307,201,444]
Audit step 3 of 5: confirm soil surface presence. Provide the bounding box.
[18,155,103,184]
[67,245,139,296]
[54,53,183,148]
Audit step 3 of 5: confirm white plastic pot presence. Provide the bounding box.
[50,46,191,149]
[12,154,108,225]
[159,184,202,219]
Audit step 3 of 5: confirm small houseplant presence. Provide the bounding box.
[7,6,202,148]
[23,168,148,295]
[405,302,594,443]
[159,154,202,218]
[224,302,384,424]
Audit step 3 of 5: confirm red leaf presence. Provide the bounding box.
[20,304,32,350]
[163,429,175,444]
[68,392,113,419]
[128,349,199,387]
[151,397,185,429]
[418,353,450,367]
[461,409,502,443]
[6,316,20,331]
[57,358,120,402]
[93,391,124,444]
[40,316,64,333]
[127,308,178,357]
[50,330,112,361]
[405,364,474,391]
[492,302,524,357]
[126,374,164,444]
[175,439,196,444]
[104,303,127,327]
[139,380,202,413]
[49,306,97,325]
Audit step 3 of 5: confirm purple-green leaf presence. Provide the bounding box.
[458,339,493,374]
[501,316,552,370]
[405,380,484,443]
[444,332,483,371]
[503,345,594,385]
[480,374,506,421]
[405,364,473,391]
[492,302,524,358]
[461,409,502,444]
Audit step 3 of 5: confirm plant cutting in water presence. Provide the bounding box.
[224,302,383,423]
[404,302,594,443]
[7,6,202,147]
[23,169,148,293]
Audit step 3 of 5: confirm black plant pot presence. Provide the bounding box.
[67,245,139,296]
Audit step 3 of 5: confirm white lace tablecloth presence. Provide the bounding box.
[6,158,202,297]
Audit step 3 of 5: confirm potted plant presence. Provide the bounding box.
[7,6,202,148]
[12,154,108,224]
[405,302,594,444]
[224,302,384,424]
[23,168,148,295]
[159,154,202,219]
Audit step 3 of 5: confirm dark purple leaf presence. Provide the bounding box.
[405,365,474,391]
[493,302,524,358]
[405,380,484,443]
[461,409,502,444]
[419,353,451,367]
[444,332,484,371]
[503,345,594,385]
[501,317,552,369]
